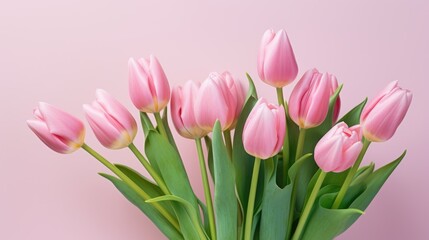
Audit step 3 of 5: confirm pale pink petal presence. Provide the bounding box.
[128,58,156,112]
[83,104,122,148]
[194,78,229,131]
[95,89,137,138]
[27,119,72,153]
[38,102,84,144]
[149,55,170,111]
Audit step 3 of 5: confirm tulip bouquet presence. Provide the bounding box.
[28,29,412,240]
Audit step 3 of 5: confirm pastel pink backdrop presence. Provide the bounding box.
[1,0,427,239]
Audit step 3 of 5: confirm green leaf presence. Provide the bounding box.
[140,112,155,137]
[349,151,405,209]
[251,206,262,240]
[258,154,312,240]
[197,198,210,234]
[161,108,179,152]
[304,168,349,207]
[300,191,363,240]
[337,98,368,126]
[147,195,208,240]
[259,162,292,240]
[212,121,238,240]
[145,131,197,208]
[300,151,405,239]
[351,162,375,187]
[114,164,174,215]
[233,96,257,213]
[99,173,183,240]
[145,131,199,218]
[245,73,258,99]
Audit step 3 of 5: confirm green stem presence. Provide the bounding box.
[195,138,216,240]
[291,171,327,240]
[154,112,168,139]
[295,129,307,160]
[128,142,170,195]
[81,143,180,231]
[286,128,307,239]
[223,130,233,161]
[244,157,261,240]
[332,138,371,209]
[276,87,290,186]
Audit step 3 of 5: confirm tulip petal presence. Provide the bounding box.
[257,29,276,81]
[363,89,412,141]
[149,55,170,111]
[194,78,229,131]
[83,104,123,148]
[27,119,72,153]
[334,141,363,173]
[128,58,156,112]
[38,102,85,145]
[95,89,137,139]
[303,73,330,128]
[243,106,278,159]
[263,29,298,87]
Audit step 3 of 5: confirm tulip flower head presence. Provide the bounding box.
[194,72,237,131]
[128,55,170,113]
[258,29,298,87]
[314,122,363,173]
[171,80,209,139]
[84,89,137,149]
[361,81,412,142]
[289,68,331,129]
[243,98,286,159]
[222,71,246,129]
[27,102,85,154]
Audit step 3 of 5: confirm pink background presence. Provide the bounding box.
[1,0,427,239]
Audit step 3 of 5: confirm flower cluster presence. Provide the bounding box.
[28,29,412,240]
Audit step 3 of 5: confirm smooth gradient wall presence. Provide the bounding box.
[1,0,427,239]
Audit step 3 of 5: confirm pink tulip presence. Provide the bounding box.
[329,73,341,123]
[222,71,246,129]
[84,89,137,149]
[314,122,363,172]
[194,72,237,131]
[243,98,286,159]
[171,80,208,139]
[27,103,85,154]
[289,68,331,129]
[361,81,412,142]
[257,29,298,87]
[128,55,170,113]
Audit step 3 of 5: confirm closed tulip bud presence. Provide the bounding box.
[314,122,363,173]
[243,98,286,159]
[84,89,137,149]
[222,71,246,129]
[27,103,85,154]
[128,55,170,113]
[171,80,208,139]
[257,29,298,87]
[194,72,237,131]
[289,68,331,129]
[329,73,341,123]
[361,81,412,142]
